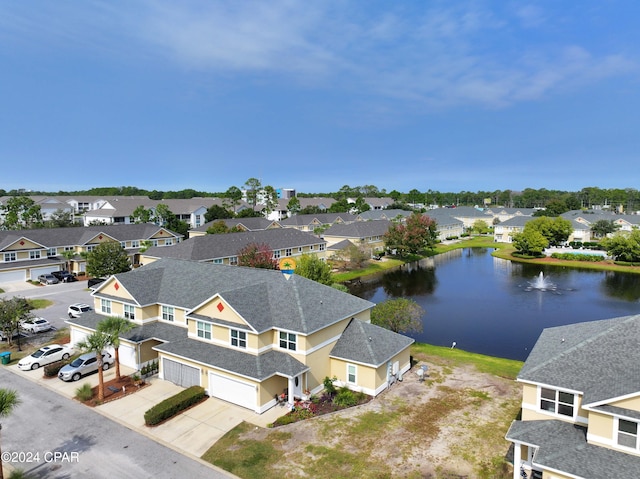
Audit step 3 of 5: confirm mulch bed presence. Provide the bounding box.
[81,375,149,407]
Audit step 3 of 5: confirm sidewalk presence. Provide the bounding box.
[6,362,287,459]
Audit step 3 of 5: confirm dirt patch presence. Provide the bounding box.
[230,357,521,478]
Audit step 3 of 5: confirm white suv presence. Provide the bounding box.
[68,303,92,318]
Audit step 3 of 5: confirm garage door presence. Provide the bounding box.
[163,358,200,388]
[0,270,26,284]
[30,266,56,281]
[70,328,89,348]
[116,344,137,369]
[209,372,256,410]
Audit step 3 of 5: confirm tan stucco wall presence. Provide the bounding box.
[194,298,247,326]
[330,357,377,391]
[260,374,288,405]
[98,278,136,300]
[588,410,614,444]
[610,395,640,411]
[140,339,162,363]
[520,383,586,423]
[5,238,41,251]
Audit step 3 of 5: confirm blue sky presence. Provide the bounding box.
[1,1,639,194]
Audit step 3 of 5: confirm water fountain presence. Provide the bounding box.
[528,272,556,291]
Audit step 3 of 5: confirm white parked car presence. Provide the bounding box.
[68,303,92,318]
[58,352,114,382]
[20,318,52,333]
[18,344,73,371]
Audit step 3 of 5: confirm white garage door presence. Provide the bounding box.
[30,266,56,281]
[163,358,200,388]
[70,328,89,348]
[110,344,137,369]
[0,270,26,284]
[209,372,256,410]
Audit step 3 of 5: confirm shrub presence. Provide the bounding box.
[332,387,367,407]
[550,253,603,262]
[323,376,337,396]
[76,383,93,401]
[43,360,69,377]
[144,386,206,426]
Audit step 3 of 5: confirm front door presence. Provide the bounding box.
[292,374,303,399]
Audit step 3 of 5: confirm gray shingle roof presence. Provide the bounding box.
[0,224,182,250]
[154,339,309,380]
[330,319,414,367]
[95,258,375,335]
[518,315,640,404]
[279,213,357,227]
[323,220,391,238]
[143,228,325,262]
[506,419,640,478]
[191,217,281,233]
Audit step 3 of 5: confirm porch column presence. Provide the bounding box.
[512,442,521,479]
[288,377,295,406]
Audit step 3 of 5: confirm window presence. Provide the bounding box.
[131,240,140,248]
[279,331,296,351]
[213,259,223,264]
[197,321,211,340]
[162,306,174,322]
[86,245,96,252]
[540,387,575,417]
[298,247,303,253]
[230,329,247,348]
[618,419,639,450]
[4,252,16,262]
[47,248,57,257]
[151,239,159,247]
[319,244,325,251]
[347,364,357,384]
[285,248,292,257]
[101,299,112,314]
[273,250,281,259]
[229,256,238,265]
[124,304,135,320]
[195,215,202,227]
[164,239,173,246]
[120,241,127,249]
[64,246,74,251]
[309,245,314,250]
[29,250,41,260]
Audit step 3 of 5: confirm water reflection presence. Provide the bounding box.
[349,248,640,361]
[602,271,640,301]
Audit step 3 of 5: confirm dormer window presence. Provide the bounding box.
[617,419,639,450]
[279,331,296,351]
[230,329,247,349]
[196,321,211,340]
[539,387,575,418]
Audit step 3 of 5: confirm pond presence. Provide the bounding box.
[348,248,640,361]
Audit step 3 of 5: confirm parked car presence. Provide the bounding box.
[17,344,73,370]
[52,270,76,283]
[58,351,114,381]
[20,317,52,333]
[68,303,92,318]
[38,274,59,285]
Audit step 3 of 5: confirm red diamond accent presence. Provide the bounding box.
[217,303,224,312]
[114,282,119,291]
[160,231,164,235]
[20,240,25,245]
[99,235,103,240]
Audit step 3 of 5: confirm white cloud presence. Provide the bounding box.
[3,1,637,111]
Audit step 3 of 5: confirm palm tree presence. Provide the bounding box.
[76,332,112,401]
[0,388,20,479]
[97,316,135,381]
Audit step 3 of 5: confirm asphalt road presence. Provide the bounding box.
[0,367,231,479]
